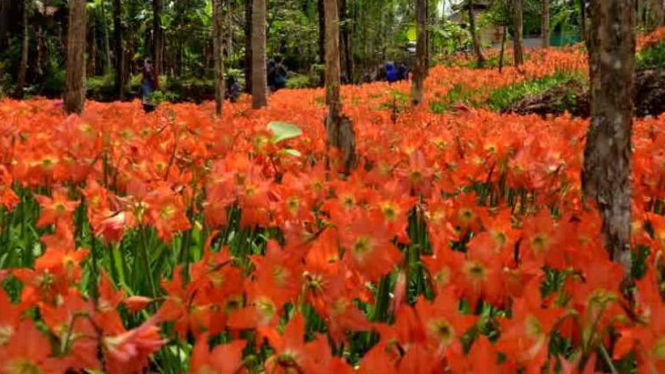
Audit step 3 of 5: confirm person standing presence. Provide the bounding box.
[141,57,158,112]
[274,56,288,91]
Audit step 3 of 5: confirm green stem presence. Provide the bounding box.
[140,226,158,298]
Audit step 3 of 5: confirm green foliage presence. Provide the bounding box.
[637,41,665,69]
[485,72,584,111]
[285,74,315,89]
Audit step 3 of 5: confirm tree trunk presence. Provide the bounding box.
[153,0,162,86]
[64,0,87,115]
[16,0,29,98]
[318,0,326,83]
[100,0,112,75]
[113,0,124,100]
[245,0,253,93]
[649,0,665,26]
[88,11,96,76]
[499,25,507,73]
[251,0,267,108]
[580,0,588,44]
[468,0,485,67]
[411,0,428,105]
[0,0,9,49]
[582,0,636,277]
[512,0,524,67]
[212,0,225,115]
[324,0,356,175]
[542,0,550,48]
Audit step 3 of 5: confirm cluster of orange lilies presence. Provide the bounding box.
[0,35,663,374]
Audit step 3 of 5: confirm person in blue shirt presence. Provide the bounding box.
[385,62,398,84]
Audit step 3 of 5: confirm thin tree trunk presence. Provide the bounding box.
[499,25,507,73]
[411,0,428,105]
[245,0,252,93]
[153,0,162,87]
[582,0,636,277]
[100,0,112,74]
[113,0,124,99]
[468,0,485,67]
[580,0,588,44]
[212,0,225,115]
[0,0,9,50]
[251,0,267,108]
[542,0,550,48]
[324,0,355,175]
[88,12,96,76]
[64,0,87,114]
[513,0,524,67]
[318,0,326,85]
[16,0,29,98]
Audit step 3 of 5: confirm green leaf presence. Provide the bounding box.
[279,149,302,157]
[267,122,302,144]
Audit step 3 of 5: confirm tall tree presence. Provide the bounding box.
[212,0,225,115]
[411,0,428,105]
[580,0,588,44]
[113,0,124,99]
[324,0,355,175]
[542,0,550,48]
[244,0,252,93]
[512,0,524,66]
[64,0,87,114]
[339,0,353,82]
[251,0,267,108]
[100,0,112,75]
[318,0,325,66]
[16,0,30,98]
[468,0,486,67]
[153,0,163,82]
[582,0,636,276]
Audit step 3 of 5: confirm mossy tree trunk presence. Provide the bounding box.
[582,0,636,277]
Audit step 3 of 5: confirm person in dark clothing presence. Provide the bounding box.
[140,58,158,113]
[274,56,287,91]
[267,59,276,92]
[385,62,398,84]
[397,63,408,81]
[225,76,240,103]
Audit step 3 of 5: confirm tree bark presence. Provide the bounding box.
[468,0,485,67]
[580,0,588,44]
[0,0,9,49]
[244,0,252,93]
[318,0,326,67]
[251,0,267,108]
[542,0,550,48]
[212,0,225,115]
[100,0,112,75]
[338,0,351,82]
[113,0,125,100]
[512,0,524,67]
[16,0,29,98]
[411,0,428,105]
[499,25,507,73]
[582,0,636,276]
[88,11,97,76]
[324,0,356,175]
[153,0,163,86]
[64,0,86,115]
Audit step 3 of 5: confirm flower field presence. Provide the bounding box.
[0,46,664,374]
